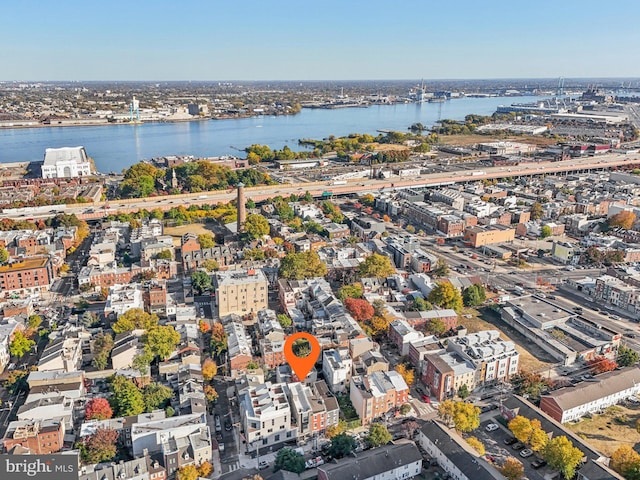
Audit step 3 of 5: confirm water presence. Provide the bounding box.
[0,96,545,172]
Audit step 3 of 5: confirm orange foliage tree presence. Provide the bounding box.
[587,356,617,374]
[344,298,374,322]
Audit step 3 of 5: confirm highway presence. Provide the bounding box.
[3,152,639,221]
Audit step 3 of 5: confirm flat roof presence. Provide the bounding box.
[0,257,49,272]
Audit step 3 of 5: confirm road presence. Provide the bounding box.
[4,152,639,221]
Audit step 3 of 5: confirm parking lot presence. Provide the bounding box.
[476,415,552,480]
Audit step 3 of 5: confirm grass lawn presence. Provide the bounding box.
[459,307,555,373]
[164,223,217,247]
[567,404,640,456]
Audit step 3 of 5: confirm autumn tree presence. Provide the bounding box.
[279,251,327,279]
[432,258,450,277]
[508,416,534,444]
[244,213,270,239]
[438,400,480,432]
[198,233,215,248]
[366,423,392,447]
[510,371,553,401]
[499,457,525,480]
[143,325,180,361]
[211,322,228,356]
[92,332,114,370]
[198,462,213,478]
[544,436,583,480]
[204,384,219,403]
[587,355,617,374]
[199,319,211,334]
[369,313,391,337]
[337,283,364,301]
[27,314,42,330]
[0,247,8,263]
[529,419,548,452]
[428,281,463,312]
[608,210,636,230]
[111,308,159,334]
[344,298,374,322]
[9,331,35,358]
[395,364,415,386]
[437,399,456,426]
[202,358,218,381]
[81,428,119,464]
[176,465,199,480]
[202,259,220,272]
[530,202,544,221]
[358,253,395,278]
[466,436,485,455]
[85,397,113,420]
[611,445,640,477]
[325,420,346,439]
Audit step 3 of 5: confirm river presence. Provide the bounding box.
[0,95,545,172]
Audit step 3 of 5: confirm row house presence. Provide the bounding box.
[3,419,65,454]
[223,317,254,373]
[422,352,476,401]
[79,455,166,480]
[256,310,286,369]
[180,233,234,272]
[388,319,424,356]
[287,381,339,442]
[322,348,352,394]
[594,274,640,313]
[349,370,409,425]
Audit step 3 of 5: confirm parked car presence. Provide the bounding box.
[520,449,534,458]
[225,420,233,431]
[421,395,431,403]
[531,459,547,469]
[610,314,621,320]
[512,442,526,451]
[485,423,499,432]
[504,437,518,445]
[258,460,269,470]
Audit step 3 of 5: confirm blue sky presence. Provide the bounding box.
[2,0,639,81]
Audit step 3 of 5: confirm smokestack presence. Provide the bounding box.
[237,183,246,233]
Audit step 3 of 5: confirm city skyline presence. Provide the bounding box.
[2,0,639,81]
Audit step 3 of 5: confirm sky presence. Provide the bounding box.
[2,0,639,81]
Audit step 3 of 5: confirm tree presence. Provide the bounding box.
[142,382,173,412]
[540,225,553,239]
[370,313,391,337]
[92,332,114,370]
[609,211,636,230]
[176,465,199,480]
[210,322,228,356]
[530,202,543,221]
[413,296,432,311]
[587,355,618,374]
[198,461,213,478]
[111,308,158,334]
[191,270,212,295]
[337,283,364,301]
[618,345,639,367]
[544,436,583,480]
[27,314,42,330]
[428,282,463,312]
[458,384,470,399]
[499,457,525,480]
[466,437,485,455]
[156,249,173,260]
[432,258,450,277]
[82,428,119,464]
[204,385,219,403]
[199,319,211,334]
[277,314,292,328]
[198,233,215,248]
[325,420,346,439]
[344,298,374,322]
[4,369,28,395]
[143,325,180,361]
[85,397,113,420]
[202,358,218,381]
[328,433,356,459]
[395,364,415,386]
[366,423,392,447]
[424,318,447,335]
[202,259,220,272]
[437,399,456,426]
[358,253,395,278]
[462,284,486,307]
[611,445,640,477]
[453,401,480,432]
[529,419,548,453]
[400,403,412,415]
[109,375,145,417]
[510,371,553,401]
[244,213,270,239]
[274,448,305,474]
[0,247,8,263]
[279,251,327,279]
[9,331,35,358]
[508,415,533,444]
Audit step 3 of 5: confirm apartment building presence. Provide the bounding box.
[3,419,65,454]
[322,348,352,394]
[0,256,54,293]
[224,317,253,373]
[257,309,286,369]
[104,283,144,317]
[594,274,640,313]
[287,382,339,442]
[350,370,409,425]
[422,352,477,402]
[79,455,167,480]
[214,269,268,317]
[463,225,515,248]
[388,319,425,356]
[239,382,298,452]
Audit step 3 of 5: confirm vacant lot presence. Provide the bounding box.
[459,307,555,372]
[567,404,640,456]
[164,223,216,247]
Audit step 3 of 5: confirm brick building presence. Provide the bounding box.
[0,257,54,293]
[3,419,65,454]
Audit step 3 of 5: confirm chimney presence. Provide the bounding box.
[237,183,246,233]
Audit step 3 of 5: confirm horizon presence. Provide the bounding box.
[2,0,639,81]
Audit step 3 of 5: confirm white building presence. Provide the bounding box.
[322,348,352,394]
[41,146,93,178]
[105,284,144,317]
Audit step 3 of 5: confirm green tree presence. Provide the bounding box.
[111,308,159,334]
[432,258,450,277]
[198,233,215,248]
[337,283,364,301]
[619,345,639,367]
[274,448,305,474]
[202,259,220,272]
[540,225,553,238]
[109,375,145,417]
[366,423,392,447]
[458,384,470,399]
[279,251,327,279]
[462,284,486,307]
[244,213,270,239]
[544,436,583,480]
[191,270,212,294]
[424,318,447,335]
[428,282,463,312]
[142,382,174,412]
[0,247,9,263]
[277,314,292,328]
[156,249,172,260]
[328,433,356,459]
[530,202,544,220]
[143,325,180,361]
[9,331,35,358]
[92,332,114,370]
[358,253,395,278]
[413,296,432,311]
[27,314,42,330]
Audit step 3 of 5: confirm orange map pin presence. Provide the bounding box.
[284,332,320,382]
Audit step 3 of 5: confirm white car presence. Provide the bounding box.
[485,423,499,432]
